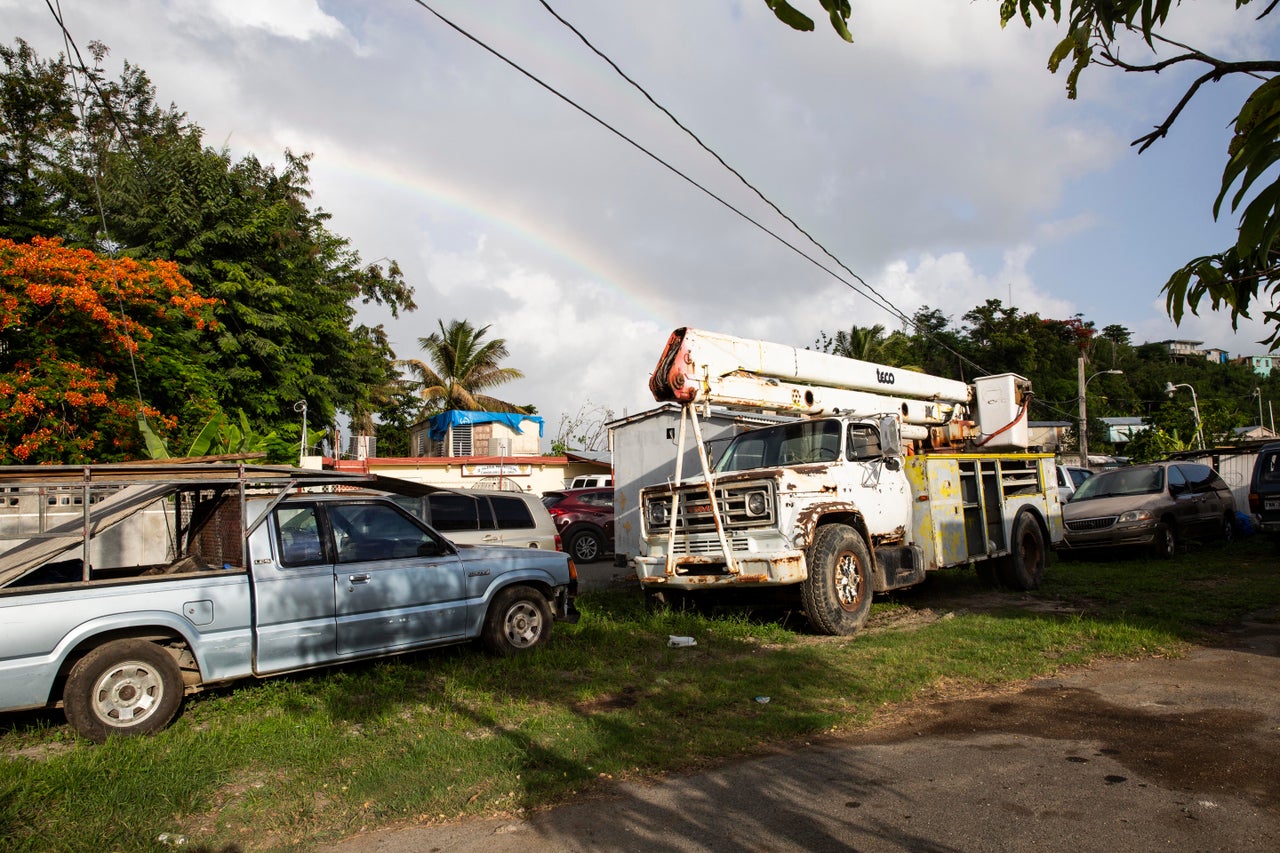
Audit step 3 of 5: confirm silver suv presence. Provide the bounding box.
[395,489,560,551]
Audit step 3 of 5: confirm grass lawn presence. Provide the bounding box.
[2,535,1277,851]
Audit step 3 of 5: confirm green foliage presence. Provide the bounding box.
[998,2,1280,351]
[0,38,418,458]
[138,408,294,463]
[764,0,852,42]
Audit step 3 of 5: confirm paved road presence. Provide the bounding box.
[327,610,1279,852]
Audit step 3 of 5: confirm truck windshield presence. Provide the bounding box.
[715,419,841,472]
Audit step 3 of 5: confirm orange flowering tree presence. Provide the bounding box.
[0,236,218,462]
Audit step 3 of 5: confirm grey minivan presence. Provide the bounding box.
[1061,461,1235,557]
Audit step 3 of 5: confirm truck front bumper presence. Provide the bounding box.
[634,549,808,589]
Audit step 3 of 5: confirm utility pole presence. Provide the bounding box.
[1077,357,1087,468]
[1079,360,1123,467]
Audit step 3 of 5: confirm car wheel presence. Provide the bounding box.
[64,640,185,742]
[569,528,605,563]
[1151,521,1177,559]
[481,585,552,655]
[802,523,873,636]
[1220,512,1236,544]
[997,511,1046,591]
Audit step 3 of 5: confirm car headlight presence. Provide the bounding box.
[647,501,669,526]
[745,490,768,516]
[1117,509,1154,524]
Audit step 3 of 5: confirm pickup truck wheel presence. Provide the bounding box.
[568,528,605,563]
[997,511,1046,591]
[482,586,553,655]
[802,524,873,636]
[64,640,184,743]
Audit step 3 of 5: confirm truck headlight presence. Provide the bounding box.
[745,491,768,516]
[647,501,669,526]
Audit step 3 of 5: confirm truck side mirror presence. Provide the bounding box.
[878,414,903,458]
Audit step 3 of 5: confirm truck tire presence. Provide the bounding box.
[802,524,873,636]
[481,585,553,655]
[64,640,184,742]
[568,528,606,563]
[998,511,1046,591]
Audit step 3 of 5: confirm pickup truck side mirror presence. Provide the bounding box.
[418,540,450,558]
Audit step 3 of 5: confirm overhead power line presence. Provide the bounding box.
[409,0,994,377]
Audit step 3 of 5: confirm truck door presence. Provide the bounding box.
[845,422,912,537]
[253,502,340,674]
[327,501,468,655]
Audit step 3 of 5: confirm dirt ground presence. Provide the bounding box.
[327,600,1280,852]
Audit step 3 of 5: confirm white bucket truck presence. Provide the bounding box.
[634,327,1063,635]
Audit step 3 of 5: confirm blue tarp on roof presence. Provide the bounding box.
[427,410,544,441]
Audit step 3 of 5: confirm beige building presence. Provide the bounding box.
[323,411,610,494]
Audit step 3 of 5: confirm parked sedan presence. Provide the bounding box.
[1061,461,1235,557]
[543,488,614,563]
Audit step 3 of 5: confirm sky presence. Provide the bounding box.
[6,0,1280,447]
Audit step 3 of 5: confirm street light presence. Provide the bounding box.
[293,400,308,465]
[1077,358,1122,467]
[1164,382,1204,450]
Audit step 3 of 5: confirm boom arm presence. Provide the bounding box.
[649,327,972,430]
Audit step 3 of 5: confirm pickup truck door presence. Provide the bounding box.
[254,503,341,674]
[327,501,468,655]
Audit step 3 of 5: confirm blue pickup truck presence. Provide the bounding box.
[0,463,578,742]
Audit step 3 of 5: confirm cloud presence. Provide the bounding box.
[191,0,345,41]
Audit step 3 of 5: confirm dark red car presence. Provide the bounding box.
[542,487,614,563]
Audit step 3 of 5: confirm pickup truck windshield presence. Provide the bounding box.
[715,419,841,473]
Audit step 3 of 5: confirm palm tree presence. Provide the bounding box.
[401,319,527,412]
[832,324,887,362]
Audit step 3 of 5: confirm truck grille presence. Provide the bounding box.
[644,481,775,535]
[1065,516,1117,531]
[671,533,751,555]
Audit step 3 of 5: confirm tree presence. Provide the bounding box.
[0,39,417,442]
[0,40,77,242]
[775,3,1280,350]
[0,236,218,462]
[402,319,528,413]
[831,324,887,361]
[551,400,615,454]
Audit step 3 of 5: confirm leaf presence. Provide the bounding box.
[186,412,225,457]
[820,0,853,41]
[137,414,170,460]
[763,0,815,33]
[1047,33,1075,73]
